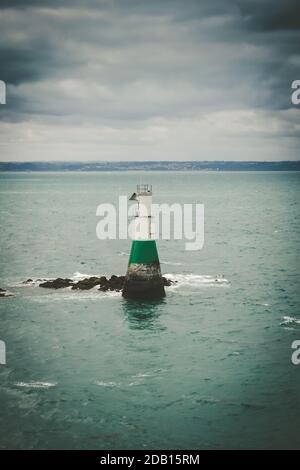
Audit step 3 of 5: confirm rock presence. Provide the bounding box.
[99,275,125,292]
[162,277,171,286]
[162,277,176,286]
[0,288,14,297]
[39,278,74,289]
[109,275,125,290]
[98,276,109,291]
[99,284,109,292]
[72,277,103,290]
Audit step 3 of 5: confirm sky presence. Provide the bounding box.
[0,0,299,162]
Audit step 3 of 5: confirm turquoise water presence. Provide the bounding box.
[0,171,299,450]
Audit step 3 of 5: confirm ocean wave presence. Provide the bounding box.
[280,316,300,326]
[94,380,145,389]
[165,273,230,288]
[161,260,184,266]
[132,372,153,378]
[10,278,50,288]
[0,289,14,297]
[14,381,57,389]
[94,380,120,388]
[94,371,162,389]
[71,272,100,281]
[31,290,121,302]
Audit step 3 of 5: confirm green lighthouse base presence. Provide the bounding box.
[122,240,166,300]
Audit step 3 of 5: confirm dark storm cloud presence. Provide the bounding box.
[0,0,98,7]
[0,40,84,85]
[236,0,300,31]
[234,0,300,111]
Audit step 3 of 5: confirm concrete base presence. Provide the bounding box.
[122,262,166,300]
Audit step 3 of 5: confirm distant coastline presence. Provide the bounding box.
[0,161,300,172]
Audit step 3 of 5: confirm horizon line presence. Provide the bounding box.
[1,160,300,164]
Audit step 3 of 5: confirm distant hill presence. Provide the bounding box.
[0,161,300,172]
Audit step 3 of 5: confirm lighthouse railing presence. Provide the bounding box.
[137,184,152,194]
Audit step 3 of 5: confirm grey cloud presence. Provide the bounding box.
[0,0,299,161]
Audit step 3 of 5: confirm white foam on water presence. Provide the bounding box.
[10,278,51,288]
[31,290,121,302]
[165,273,230,288]
[161,260,184,266]
[14,381,57,389]
[75,291,121,300]
[128,380,144,387]
[0,289,14,297]
[71,272,99,281]
[95,376,148,389]
[280,316,300,326]
[94,380,120,388]
[133,372,153,378]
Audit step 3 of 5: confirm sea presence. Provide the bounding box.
[0,170,299,449]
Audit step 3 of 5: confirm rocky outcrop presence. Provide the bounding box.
[37,275,176,292]
[39,278,74,289]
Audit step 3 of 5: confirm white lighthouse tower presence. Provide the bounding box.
[130,184,154,240]
[122,184,165,300]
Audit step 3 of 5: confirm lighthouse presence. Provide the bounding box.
[122,184,165,300]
